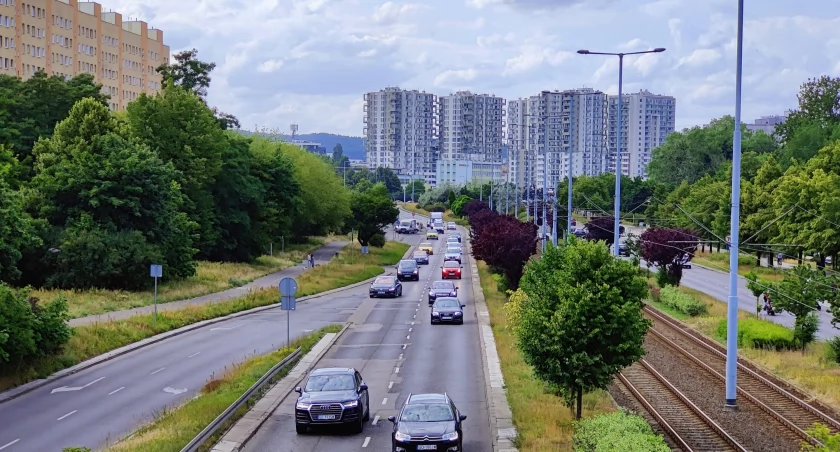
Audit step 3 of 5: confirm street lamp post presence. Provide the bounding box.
[542,108,548,252]
[724,0,745,411]
[577,46,666,256]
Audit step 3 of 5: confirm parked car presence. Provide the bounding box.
[431,297,465,324]
[397,259,420,281]
[388,393,466,451]
[295,367,370,434]
[418,242,435,255]
[428,280,458,304]
[413,250,429,265]
[441,261,462,279]
[369,275,403,298]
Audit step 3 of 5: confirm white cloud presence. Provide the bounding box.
[372,1,420,24]
[503,47,572,76]
[257,59,285,73]
[434,69,478,86]
[668,18,682,47]
[678,48,722,67]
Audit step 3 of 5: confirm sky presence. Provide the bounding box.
[107,0,840,137]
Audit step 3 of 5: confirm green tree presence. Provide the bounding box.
[772,265,834,350]
[373,167,402,196]
[515,239,650,419]
[450,195,472,217]
[348,183,399,246]
[248,137,301,253]
[405,179,426,201]
[745,270,767,315]
[777,76,840,143]
[332,143,344,162]
[125,86,225,257]
[447,189,456,207]
[29,98,197,289]
[0,178,39,283]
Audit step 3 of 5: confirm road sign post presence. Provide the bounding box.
[279,277,298,348]
[150,264,163,322]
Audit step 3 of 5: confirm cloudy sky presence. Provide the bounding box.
[109,0,839,136]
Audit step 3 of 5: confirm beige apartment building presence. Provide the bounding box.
[0,0,169,111]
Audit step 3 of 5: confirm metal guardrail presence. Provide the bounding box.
[181,347,303,452]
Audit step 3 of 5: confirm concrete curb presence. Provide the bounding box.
[463,227,519,452]
[0,275,384,404]
[211,323,351,452]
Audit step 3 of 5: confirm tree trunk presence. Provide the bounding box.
[575,385,583,420]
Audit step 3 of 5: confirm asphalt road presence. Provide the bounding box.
[0,232,421,452]
[243,218,492,452]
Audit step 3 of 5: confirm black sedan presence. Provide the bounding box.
[370,276,403,298]
[389,393,466,451]
[431,297,465,324]
[428,280,457,305]
[413,250,429,265]
[295,367,370,434]
[397,259,420,281]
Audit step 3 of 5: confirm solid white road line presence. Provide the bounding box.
[372,415,380,425]
[57,410,77,421]
[362,436,371,447]
[108,387,125,395]
[382,398,388,405]
[188,352,201,358]
[150,367,166,375]
[0,439,20,450]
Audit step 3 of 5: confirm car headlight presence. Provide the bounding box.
[343,400,358,408]
[429,291,434,296]
[296,401,311,409]
[432,311,439,316]
[395,431,411,441]
[413,269,418,274]
[450,291,457,296]
[454,311,462,316]
[442,431,459,441]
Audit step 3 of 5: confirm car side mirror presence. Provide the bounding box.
[459,414,467,421]
[294,387,302,394]
[359,383,368,391]
[461,304,466,308]
[388,415,397,423]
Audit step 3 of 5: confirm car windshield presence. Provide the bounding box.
[401,404,454,422]
[374,277,394,285]
[435,299,460,308]
[413,252,427,257]
[443,261,459,268]
[399,260,417,269]
[304,374,356,392]
[447,248,459,253]
[432,281,454,289]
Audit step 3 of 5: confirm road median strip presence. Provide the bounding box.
[94,324,345,452]
[0,241,409,401]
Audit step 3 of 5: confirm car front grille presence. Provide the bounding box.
[410,435,444,441]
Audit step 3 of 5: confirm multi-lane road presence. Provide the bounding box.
[243,216,492,451]
[0,230,421,452]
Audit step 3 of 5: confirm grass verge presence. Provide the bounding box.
[101,324,343,452]
[0,240,406,393]
[692,249,786,282]
[477,261,615,451]
[398,202,468,226]
[32,236,342,319]
[296,240,409,297]
[646,280,840,412]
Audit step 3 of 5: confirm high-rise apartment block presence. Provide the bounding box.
[438,91,505,162]
[363,87,438,185]
[746,114,787,136]
[607,89,676,178]
[0,0,169,111]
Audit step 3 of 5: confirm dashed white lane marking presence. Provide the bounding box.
[362,436,371,447]
[372,415,380,425]
[0,439,20,450]
[108,387,125,395]
[408,327,412,332]
[57,410,77,421]
[402,344,407,349]
[150,367,166,375]
[398,353,403,360]
[389,381,394,389]
[406,335,410,340]
[382,397,388,405]
[395,367,400,374]
[188,352,201,358]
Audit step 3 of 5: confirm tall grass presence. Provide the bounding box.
[296,240,409,296]
[32,236,343,319]
[477,262,615,451]
[102,325,342,452]
[692,249,785,282]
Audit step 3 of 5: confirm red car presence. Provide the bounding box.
[441,261,462,279]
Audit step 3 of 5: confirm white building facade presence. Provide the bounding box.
[435,160,503,185]
[363,87,438,186]
[438,91,506,162]
[607,89,676,178]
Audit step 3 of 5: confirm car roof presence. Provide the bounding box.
[311,367,355,376]
[432,280,455,286]
[407,393,449,404]
[443,261,459,266]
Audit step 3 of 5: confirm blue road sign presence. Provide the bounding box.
[279,277,298,296]
[281,295,296,310]
[150,264,162,278]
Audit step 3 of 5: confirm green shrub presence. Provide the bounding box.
[0,284,71,370]
[716,317,794,350]
[423,203,446,213]
[648,284,661,303]
[573,409,669,452]
[659,286,708,316]
[826,336,840,364]
[368,233,386,248]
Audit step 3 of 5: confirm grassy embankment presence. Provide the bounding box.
[101,325,343,452]
[647,279,840,412]
[398,202,469,226]
[476,261,615,451]
[691,249,786,282]
[36,236,344,320]
[0,241,409,392]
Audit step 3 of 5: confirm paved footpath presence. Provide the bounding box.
[69,241,348,327]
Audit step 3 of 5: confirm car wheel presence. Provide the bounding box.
[363,405,370,422]
[353,413,364,434]
[370,294,374,298]
[296,423,307,434]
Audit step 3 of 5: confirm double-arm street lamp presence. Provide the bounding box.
[577,47,665,256]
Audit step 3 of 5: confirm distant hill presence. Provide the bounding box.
[236,130,365,160]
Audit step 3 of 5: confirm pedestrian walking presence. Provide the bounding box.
[308,253,315,268]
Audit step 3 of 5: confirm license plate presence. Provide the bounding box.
[449,272,455,275]
[378,291,385,294]
[418,446,437,450]
[317,414,336,420]
[442,316,452,320]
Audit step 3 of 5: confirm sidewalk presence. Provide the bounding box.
[68,241,349,327]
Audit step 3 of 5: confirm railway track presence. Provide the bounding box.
[617,359,747,451]
[643,305,840,446]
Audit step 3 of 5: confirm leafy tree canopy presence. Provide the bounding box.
[348,183,399,246]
